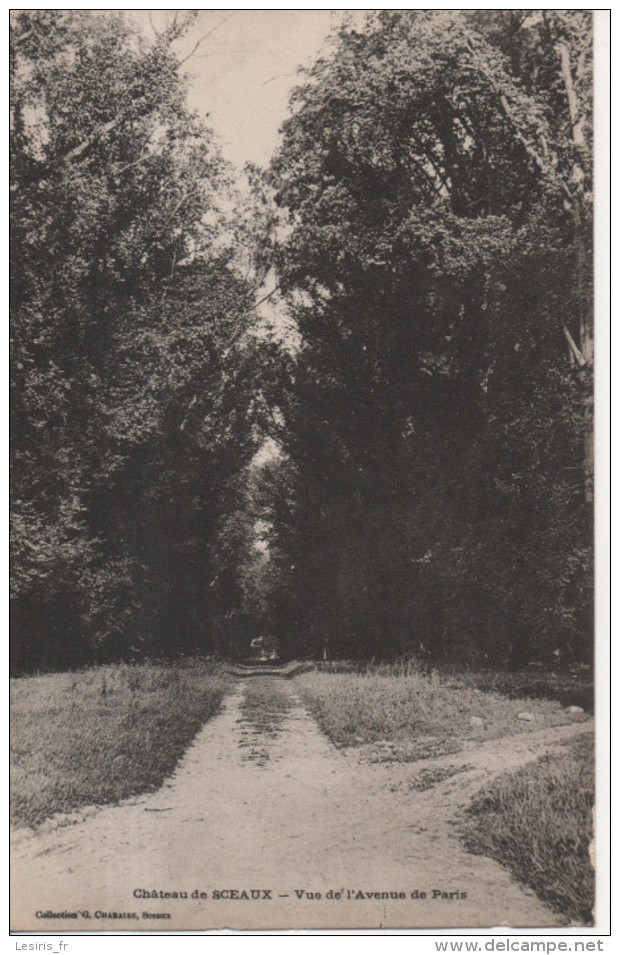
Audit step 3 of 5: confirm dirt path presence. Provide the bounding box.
[11,678,593,931]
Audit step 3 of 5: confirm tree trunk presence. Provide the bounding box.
[558,36,594,503]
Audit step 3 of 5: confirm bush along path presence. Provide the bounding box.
[10,677,593,932]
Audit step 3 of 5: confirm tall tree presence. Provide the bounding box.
[10,11,270,668]
[270,10,593,662]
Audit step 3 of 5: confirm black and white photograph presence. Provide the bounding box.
[9,8,607,933]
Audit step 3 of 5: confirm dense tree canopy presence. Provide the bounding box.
[11,10,594,671]
[268,10,593,663]
[10,11,274,669]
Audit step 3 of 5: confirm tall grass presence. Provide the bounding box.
[462,734,595,924]
[10,659,230,828]
[295,662,577,749]
[437,666,594,713]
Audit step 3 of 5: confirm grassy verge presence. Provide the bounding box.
[437,667,594,713]
[461,734,595,924]
[294,663,581,753]
[10,659,230,828]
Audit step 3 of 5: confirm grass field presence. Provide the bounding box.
[294,662,582,752]
[462,733,595,924]
[10,659,230,828]
[437,666,594,712]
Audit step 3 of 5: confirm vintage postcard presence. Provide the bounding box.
[10,9,606,933]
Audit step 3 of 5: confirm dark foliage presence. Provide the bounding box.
[268,10,593,664]
[11,11,594,671]
[10,12,271,670]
